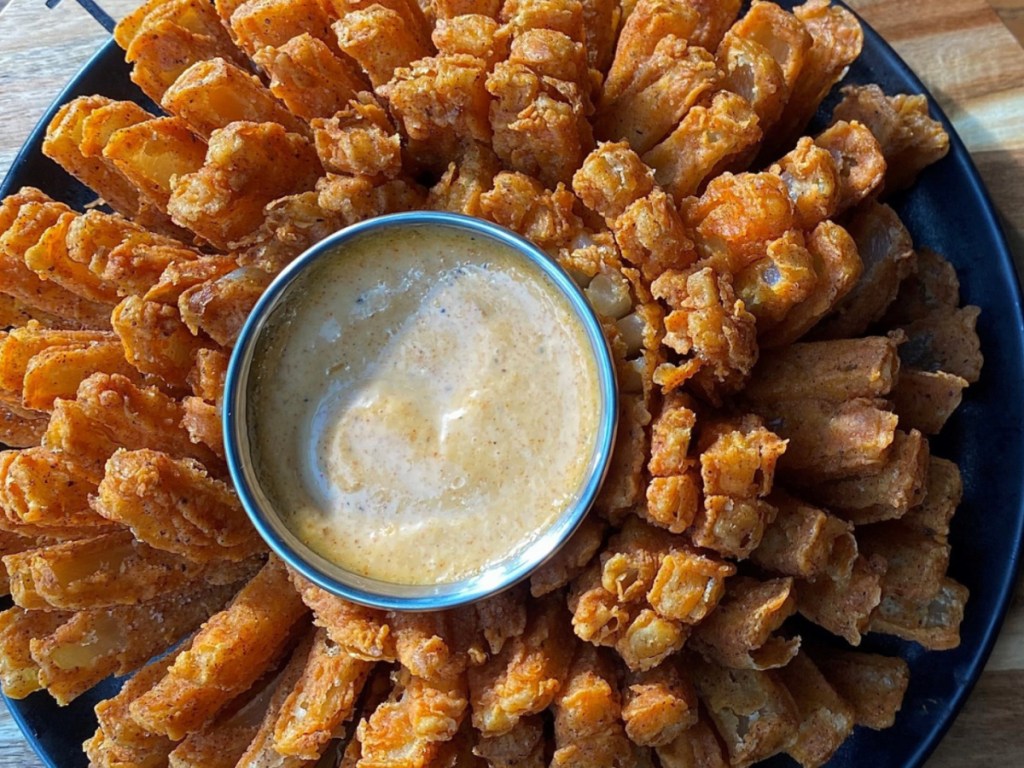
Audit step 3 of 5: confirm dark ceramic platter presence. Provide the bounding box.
[2,6,1023,768]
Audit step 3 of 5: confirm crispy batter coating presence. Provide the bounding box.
[881,247,960,326]
[162,58,308,141]
[530,516,606,597]
[813,120,886,215]
[468,595,573,736]
[32,581,238,705]
[433,13,509,65]
[734,231,818,330]
[357,668,468,768]
[644,92,762,203]
[0,324,112,397]
[94,448,262,562]
[897,304,983,384]
[44,373,223,473]
[65,207,196,298]
[236,191,344,275]
[0,294,68,331]
[178,266,274,347]
[752,491,856,582]
[798,429,928,525]
[728,1,811,101]
[654,710,728,768]
[272,628,373,759]
[745,336,899,405]
[335,6,433,90]
[643,471,700,535]
[0,606,72,699]
[621,660,697,747]
[316,174,426,225]
[291,570,397,662]
[427,141,502,217]
[228,0,334,56]
[112,296,211,389]
[648,393,697,478]
[0,447,110,531]
[603,0,697,103]
[716,32,786,135]
[24,210,122,306]
[869,576,968,650]
[615,188,698,282]
[168,121,321,250]
[78,101,153,161]
[0,192,114,329]
[4,531,258,611]
[794,554,885,645]
[691,658,799,768]
[759,220,862,349]
[572,141,655,222]
[767,0,863,152]
[699,416,786,498]
[859,520,950,603]
[254,34,371,122]
[831,84,949,193]
[594,394,650,520]
[487,60,592,188]
[115,0,245,103]
[652,266,758,397]
[901,457,961,541]
[479,171,583,250]
[551,644,633,766]
[312,95,402,179]
[751,394,898,481]
[0,530,37,596]
[569,518,733,669]
[384,53,493,173]
[690,577,798,670]
[806,646,909,729]
[500,0,586,41]
[686,172,795,272]
[596,37,719,155]
[473,714,545,768]
[84,644,180,768]
[776,651,854,768]
[812,201,914,340]
[42,97,146,220]
[181,396,224,460]
[0,403,48,450]
[330,0,434,50]
[228,633,317,767]
[129,558,309,739]
[768,137,840,230]
[144,255,238,306]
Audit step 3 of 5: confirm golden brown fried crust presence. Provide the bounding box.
[0,6,980,765]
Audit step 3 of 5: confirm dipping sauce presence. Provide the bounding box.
[249,224,602,585]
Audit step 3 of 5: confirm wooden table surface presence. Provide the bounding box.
[1,0,1023,765]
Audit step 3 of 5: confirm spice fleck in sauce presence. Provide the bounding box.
[250,225,601,585]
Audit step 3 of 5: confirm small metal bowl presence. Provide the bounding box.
[224,211,618,611]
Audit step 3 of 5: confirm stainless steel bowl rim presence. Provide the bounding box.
[223,211,619,611]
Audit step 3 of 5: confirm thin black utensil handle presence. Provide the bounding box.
[44,0,115,33]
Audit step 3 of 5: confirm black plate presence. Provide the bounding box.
[2,9,1023,768]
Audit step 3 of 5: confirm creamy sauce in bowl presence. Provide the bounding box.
[246,223,604,586]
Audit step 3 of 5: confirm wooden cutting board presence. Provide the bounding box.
[0,0,1022,765]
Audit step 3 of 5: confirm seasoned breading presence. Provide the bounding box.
[167,122,321,250]
[94,448,263,562]
[129,558,309,739]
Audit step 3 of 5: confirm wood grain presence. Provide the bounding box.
[992,0,1024,46]
[0,1,1023,767]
